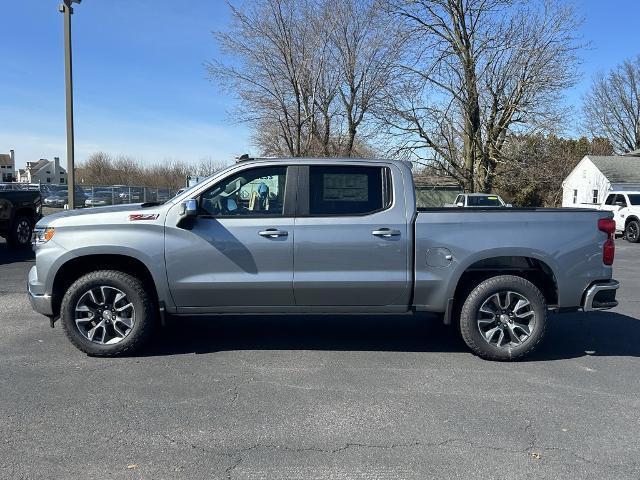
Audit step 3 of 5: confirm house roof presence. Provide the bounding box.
[588,155,640,184]
[0,154,13,166]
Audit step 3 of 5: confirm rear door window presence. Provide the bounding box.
[308,166,391,216]
[615,194,628,207]
[604,194,616,205]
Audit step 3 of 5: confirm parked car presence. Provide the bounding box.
[29,158,618,360]
[42,186,87,208]
[118,187,144,203]
[599,191,640,243]
[0,190,42,248]
[85,191,114,207]
[446,193,511,208]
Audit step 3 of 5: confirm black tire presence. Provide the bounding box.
[60,270,157,356]
[458,275,547,361]
[7,215,34,248]
[625,219,640,243]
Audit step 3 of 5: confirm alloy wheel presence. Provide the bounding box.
[476,290,536,348]
[16,219,31,245]
[74,286,135,345]
[627,222,639,242]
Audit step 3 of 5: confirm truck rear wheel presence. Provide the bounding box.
[458,275,547,361]
[8,215,33,248]
[60,270,156,356]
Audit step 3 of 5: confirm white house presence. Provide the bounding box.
[562,152,640,207]
[0,149,15,182]
[18,157,67,185]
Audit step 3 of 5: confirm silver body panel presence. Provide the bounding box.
[28,158,616,318]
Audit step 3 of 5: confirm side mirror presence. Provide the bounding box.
[177,198,197,228]
[183,198,197,217]
[456,202,464,208]
[615,202,625,208]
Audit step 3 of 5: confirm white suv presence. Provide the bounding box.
[600,191,640,243]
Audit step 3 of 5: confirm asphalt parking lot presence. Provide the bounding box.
[1,240,639,479]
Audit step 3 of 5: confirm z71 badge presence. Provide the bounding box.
[128,213,159,221]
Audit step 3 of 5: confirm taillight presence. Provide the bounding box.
[598,218,615,265]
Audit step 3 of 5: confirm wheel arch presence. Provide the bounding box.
[447,255,558,324]
[625,215,639,227]
[51,254,159,318]
[13,206,37,221]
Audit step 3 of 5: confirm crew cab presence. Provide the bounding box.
[599,191,640,243]
[28,158,619,360]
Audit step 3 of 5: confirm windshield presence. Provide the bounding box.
[466,195,503,207]
[628,194,640,205]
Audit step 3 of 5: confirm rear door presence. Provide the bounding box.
[292,163,411,308]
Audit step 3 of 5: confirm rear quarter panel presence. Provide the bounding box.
[414,209,613,312]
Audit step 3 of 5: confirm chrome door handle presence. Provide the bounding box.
[372,228,401,237]
[258,229,288,238]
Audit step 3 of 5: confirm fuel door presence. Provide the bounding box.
[426,247,453,268]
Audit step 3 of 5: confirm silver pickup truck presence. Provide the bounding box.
[28,158,619,360]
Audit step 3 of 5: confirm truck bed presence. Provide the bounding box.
[412,207,612,312]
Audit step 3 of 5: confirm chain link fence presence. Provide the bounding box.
[1,182,179,212]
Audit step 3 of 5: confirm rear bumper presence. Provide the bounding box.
[582,279,619,311]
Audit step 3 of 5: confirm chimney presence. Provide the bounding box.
[9,149,14,166]
[54,156,60,174]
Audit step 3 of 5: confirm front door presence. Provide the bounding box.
[602,193,628,231]
[165,165,296,310]
[293,164,410,308]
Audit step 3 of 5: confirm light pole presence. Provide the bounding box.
[59,0,81,209]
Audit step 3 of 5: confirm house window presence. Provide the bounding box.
[573,189,578,204]
[592,190,598,204]
[46,177,51,183]
[60,178,65,184]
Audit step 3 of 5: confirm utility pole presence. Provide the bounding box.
[59,0,81,208]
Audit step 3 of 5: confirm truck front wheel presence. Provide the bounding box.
[625,220,640,243]
[8,215,33,248]
[60,270,157,356]
[458,275,547,361]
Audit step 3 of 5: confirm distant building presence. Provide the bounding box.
[18,157,67,185]
[561,151,640,207]
[0,150,15,182]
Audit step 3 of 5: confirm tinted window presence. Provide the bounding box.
[466,195,502,207]
[615,194,628,207]
[200,166,287,217]
[604,194,616,205]
[309,166,390,216]
[628,194,640,205]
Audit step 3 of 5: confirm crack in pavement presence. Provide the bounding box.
[160,430,640,478]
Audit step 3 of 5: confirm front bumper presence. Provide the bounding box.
[27,266,53,316]
[582,279,619,311]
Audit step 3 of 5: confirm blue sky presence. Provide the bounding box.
[1,0,639,169]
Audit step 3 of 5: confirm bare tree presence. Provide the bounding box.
[583,55,640,154]
[209,0,329,157]
[383,0,582,192]
[77,153,225,189]
[210,0,403,158]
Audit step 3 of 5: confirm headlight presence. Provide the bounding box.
[32,227,55,246]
